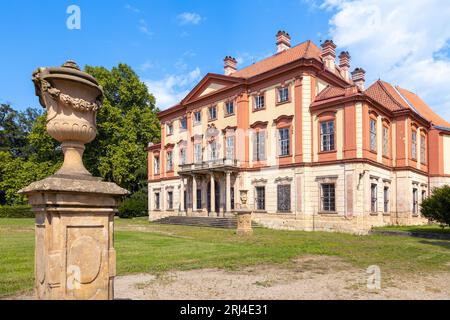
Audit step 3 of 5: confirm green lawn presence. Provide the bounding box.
[1,217,450,298]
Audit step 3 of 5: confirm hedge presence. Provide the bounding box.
[0,205,34,218]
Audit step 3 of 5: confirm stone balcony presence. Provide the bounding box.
[178,158,240,175]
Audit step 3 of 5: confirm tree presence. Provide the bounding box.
[0,104,41,157]
[84,63,160,193]
[421,186,450,227]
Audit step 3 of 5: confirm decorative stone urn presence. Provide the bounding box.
[235,190,253,236]
[32,60,102,177]
[20,61,128,300]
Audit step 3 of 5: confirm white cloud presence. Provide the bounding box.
[139,19,153,36]
[177,12,203,25]
[144,68,202,110]
[139,61,154,72]
[319,0,450,121]
[125,4,140,13]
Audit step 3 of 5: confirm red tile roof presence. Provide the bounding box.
[364,80,409,112]
[315,85,346,101]
[231,40,323,78]
[396,87,450,128]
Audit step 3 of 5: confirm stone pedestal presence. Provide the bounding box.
[20,176,127,300]
[236,210,253,236]
[19,60,128,300]
[235,190,253,235]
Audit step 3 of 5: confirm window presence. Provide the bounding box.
[196,189,202,210]
[225,101,234,115]
[421,190,426,202]
[166,151,173,171]
[154,156,160,175]
[255,186,265,211]
[413,188,418,215]
[226,136,234,160]
[208,106,217,120]
[167,122,174,135]
[180,117,187,131]
[167,191,173,210]
[179,148,186,165]
[420,135,426,163]
[411,131,417,160]
[194,143,202,163]
[370,119,377,151]
[277,185,291,212]
[320,121,335,152]
[384,187,389,213]
[277,87,289,103]
[154,193,160,210]
[321,184,336,212]
[383,126,389,157]
[278,128,290,156]
[209,142,218,160]
[253,131,266,161]
[371,184,377,213]
[254,94,265,110]
[194,111,201,125]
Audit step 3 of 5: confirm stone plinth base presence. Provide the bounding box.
[236,210,253,235]
[19,175,127,300]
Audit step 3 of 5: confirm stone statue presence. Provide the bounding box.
[19,61,128,300]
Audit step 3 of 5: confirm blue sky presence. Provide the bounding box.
[1,0,450,121]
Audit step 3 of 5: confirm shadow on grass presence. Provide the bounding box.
[418,240,450,250]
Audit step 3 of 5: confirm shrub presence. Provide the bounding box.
[0,205,33,218]
[421,186,450,227]
[118,191,148,219]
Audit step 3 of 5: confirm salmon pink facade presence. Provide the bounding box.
[147,31,450,234]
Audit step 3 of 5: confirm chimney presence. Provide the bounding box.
[276,30,291,53]
[338,51,351,81]
[351,68,366,91]
[321,39,337,71]
[224,56,237,76]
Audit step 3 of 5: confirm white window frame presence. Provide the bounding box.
[225,101,234,115]
[278,87,289,103]
[278,128,290,156]
[254,95,265,110]
[320,121,335,152]
[194,111,201,125]
[166,151,173,171]
[194,143,202,163]
[226,136,234,160]
[370,119,377,151]
[208,106,217,120]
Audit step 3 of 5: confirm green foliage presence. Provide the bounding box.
[118,190,148,219]
[0,205,33,218]
[0,151,61,205]
[421,186,450,227]
[84,64,160,193]
[0,104,41,157]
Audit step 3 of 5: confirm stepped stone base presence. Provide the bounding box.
[152,216,259,229]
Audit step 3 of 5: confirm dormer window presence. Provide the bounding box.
[254,94,265,110]
[208,106,217,121]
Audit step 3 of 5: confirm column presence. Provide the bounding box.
[192,176,197,212]
[225,172,231,216]
[180,177,185,215]
[210,174,215,215]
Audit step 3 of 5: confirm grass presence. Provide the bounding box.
[373,224,450,234]
[1,217,450,298]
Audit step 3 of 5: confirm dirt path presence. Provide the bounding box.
[10,256,450,300]
[114,256,450,300]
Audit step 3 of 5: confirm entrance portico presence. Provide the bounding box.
[179,159,239,217]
